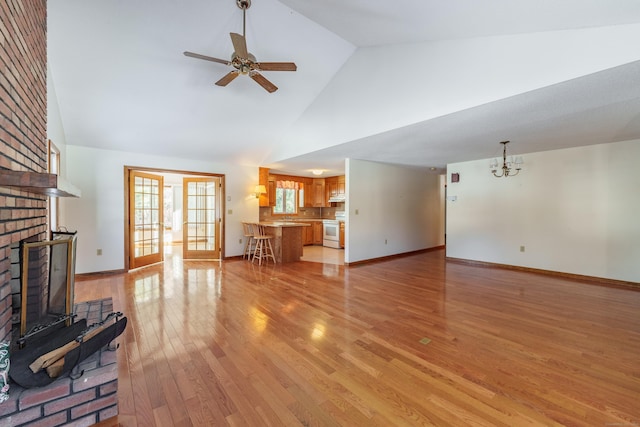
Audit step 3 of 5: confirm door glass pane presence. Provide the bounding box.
[185,179,217,256]
[132,173,162,263]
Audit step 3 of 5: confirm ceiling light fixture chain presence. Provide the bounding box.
[490,141,523,178]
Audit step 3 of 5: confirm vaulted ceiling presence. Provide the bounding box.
[48,1,640,177]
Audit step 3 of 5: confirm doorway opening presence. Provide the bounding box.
[124,167,225,271]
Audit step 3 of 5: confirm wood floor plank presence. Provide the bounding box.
[73,248,640,426]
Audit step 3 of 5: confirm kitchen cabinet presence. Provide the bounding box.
[313,222,323,245]
[324,175,345,205]
[268,175,276,207]
[325,176,338,200]
[303,223,314,245]
[303,221,324,246]
[312,179,325,207]
[339,221,345,248]
[301,178,313,207]
[258,167,270,207]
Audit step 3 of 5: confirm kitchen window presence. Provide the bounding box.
[273,180,299,215]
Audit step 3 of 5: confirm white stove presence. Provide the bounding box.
[323,211,345,248]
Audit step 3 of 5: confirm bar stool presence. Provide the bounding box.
[242,222,256,259]
[252,223,276,265]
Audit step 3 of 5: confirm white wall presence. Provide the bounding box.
[446,139,640,283]
[346,159,444,263]
[62,145,259,274]
[47,65,67,173]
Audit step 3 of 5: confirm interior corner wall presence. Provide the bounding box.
[445,139,640,283]
[63,145,259,274]
[0,0,48,341]
[47,64,68,174]
[345,159,444,264]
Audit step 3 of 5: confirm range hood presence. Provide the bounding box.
[0,170,81,197]
[328,194,346,203]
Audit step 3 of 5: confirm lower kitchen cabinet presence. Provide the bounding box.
[303,224,314,245]
[303,221,324,246]
[313,222,323,245]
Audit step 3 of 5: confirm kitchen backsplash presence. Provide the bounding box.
[259,205,344,220]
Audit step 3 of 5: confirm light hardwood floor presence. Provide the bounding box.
[300,245,344,265]
[77,248,640,426]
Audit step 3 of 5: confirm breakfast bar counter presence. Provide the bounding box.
[259,221,309,263]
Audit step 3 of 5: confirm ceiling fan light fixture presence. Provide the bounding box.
[183,0,296,93]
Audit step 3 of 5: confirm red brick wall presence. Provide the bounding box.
[0,0,48,341]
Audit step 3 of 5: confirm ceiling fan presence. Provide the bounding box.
[183,0,297,93]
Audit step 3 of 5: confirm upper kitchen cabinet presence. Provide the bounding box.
[258,167,270,207]
[268,175,276,207]
[325,176,338,200]
[312,178,326,207]
[258,170,344,208]
[325,175,346,204]
[338,175,345,196]
[300,177,313,207]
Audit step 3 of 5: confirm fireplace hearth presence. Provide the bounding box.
[1,299,120,426]
[2,231,126,426]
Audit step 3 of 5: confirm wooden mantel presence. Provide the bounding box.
[0,170,81,197]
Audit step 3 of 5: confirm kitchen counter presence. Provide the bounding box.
[258,222,309,263]
[260,221,312,227]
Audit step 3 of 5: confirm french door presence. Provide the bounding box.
[129,171,164,269]
[182,177,221,260]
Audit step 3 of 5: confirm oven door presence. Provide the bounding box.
[322,221,340,248]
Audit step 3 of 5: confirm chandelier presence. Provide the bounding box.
[490,141,523,178]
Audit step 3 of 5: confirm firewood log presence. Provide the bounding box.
[28,316,117,373]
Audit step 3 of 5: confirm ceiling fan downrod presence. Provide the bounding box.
[236,0,250,37]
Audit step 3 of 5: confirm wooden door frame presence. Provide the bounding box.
[124,166,226,271]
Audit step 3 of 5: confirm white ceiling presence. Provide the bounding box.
[48,1,640,177]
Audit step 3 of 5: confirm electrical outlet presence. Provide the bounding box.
[239,238,242,244]
[355,209,359,215]
[384,239,387,244]
[228,209,233,215]
[97,249,102,256]
[520,246,525,252]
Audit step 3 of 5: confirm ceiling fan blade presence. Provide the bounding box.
[230,32,248,59]
[256,62,297,72]
[215,71,240,87]
[250,72,278,93]
[183,51,230,66]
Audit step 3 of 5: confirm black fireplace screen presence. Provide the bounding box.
[19,231,77,338]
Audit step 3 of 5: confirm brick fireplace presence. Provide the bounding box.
[0,0,49,344]
[0,2,121,425]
